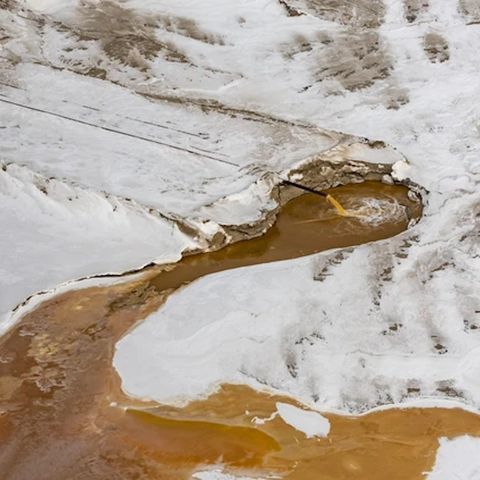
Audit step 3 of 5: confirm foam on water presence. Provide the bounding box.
[345,196,408,226]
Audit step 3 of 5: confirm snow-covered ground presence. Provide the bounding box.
[0,0,405,328]
[2,0,480,476]
[109,0,480,413]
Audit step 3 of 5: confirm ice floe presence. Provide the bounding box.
[276,402,330,438]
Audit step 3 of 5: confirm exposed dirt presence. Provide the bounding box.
[287,153,394,192]
[403,0,429,23]
[282,0,392,92]
[316,30,392,91]
[459,0,480,24]
[423,32,450,63]
[22,0,228,84]
[0,0,15,11]
[75,0,189,68]
[278,0,303,17]
[0,182,428,480]
[382,85,410,110]
[157,15,225,46]
[286,0,386,28]
[281,34,313,60]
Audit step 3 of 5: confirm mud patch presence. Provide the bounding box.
[38,0,228,85]
[404,0,429,23]
[283,0,391,92]
[423,32,450,63]
[382,85,410,110]
[286,0,385,28]
[316,31,392,91]
[287,152,394,192]
[0,0,16,11]
[281,34,313,60]
[76,0,189,68]
[157,15,225,45]
[278,0,303,17]
[459,0,480,24]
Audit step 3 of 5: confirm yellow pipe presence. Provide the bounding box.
[326,194,348,216]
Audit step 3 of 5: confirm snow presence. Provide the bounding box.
[0,162,195,328]
[1,3,480,476]
[192,470,268,480]
[113,0,480,418]
[427,436,480,480]
[114,195,480,412]
[0,0,404,330]
[276,402,330,438]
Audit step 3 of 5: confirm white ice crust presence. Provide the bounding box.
[0,162,195,327]
[276,402,330,438]
[427,436,480,480]
[192,471,265,480]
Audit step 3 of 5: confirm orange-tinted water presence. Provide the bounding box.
[1,181,468,480]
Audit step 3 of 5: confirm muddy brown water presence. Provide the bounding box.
[0,181,474,480]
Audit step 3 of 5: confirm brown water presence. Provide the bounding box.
[1,181,471,480]
[150,182,419,293]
